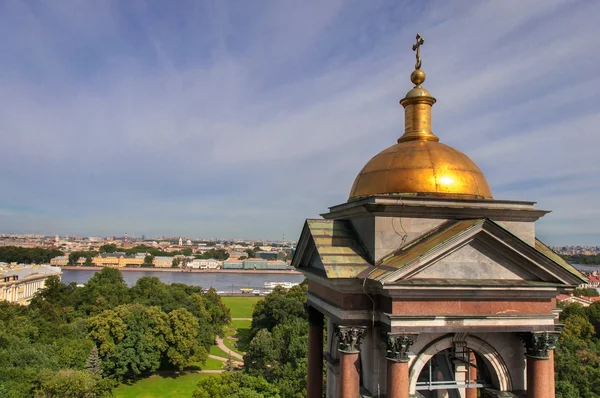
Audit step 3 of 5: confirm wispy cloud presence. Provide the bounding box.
[0,0,599,244]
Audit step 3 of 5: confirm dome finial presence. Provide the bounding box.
[398,33,438,143]
[410,33,426,86]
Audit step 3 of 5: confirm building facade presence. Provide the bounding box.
[292,36,587,398]
[92,253,145,268]
[0,265,62,305]
[188,258,220,269]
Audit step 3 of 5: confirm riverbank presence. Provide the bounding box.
[60,266,301,275]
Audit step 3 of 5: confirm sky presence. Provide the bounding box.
[1,0,599,245]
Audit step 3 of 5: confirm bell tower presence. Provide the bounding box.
[292,34,586,398]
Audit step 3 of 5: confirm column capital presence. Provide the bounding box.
[384,332,419,362]
[336,325,367,353]
[519,330,561,359]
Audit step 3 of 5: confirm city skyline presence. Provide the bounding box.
[1,1,600,245]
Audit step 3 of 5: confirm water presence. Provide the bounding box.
[573,264,600,272]
[61,270,305,293]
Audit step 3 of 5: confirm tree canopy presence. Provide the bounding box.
[0,246,63,264]
[556,301,600,397]
[1,268,231,397]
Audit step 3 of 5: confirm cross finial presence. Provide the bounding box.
[412,34,424,70]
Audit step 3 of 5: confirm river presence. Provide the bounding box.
[573,264,600,272]
[61,264,596,293]
[61,269,305,293]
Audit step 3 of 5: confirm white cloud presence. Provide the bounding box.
[0,1,598,244]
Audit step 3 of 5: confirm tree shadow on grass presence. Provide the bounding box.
[235,327,253,352]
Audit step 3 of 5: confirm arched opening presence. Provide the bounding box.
[409,335,512,396]
[416,347,492,397]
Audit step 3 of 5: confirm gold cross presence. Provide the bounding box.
[412,33,424,70]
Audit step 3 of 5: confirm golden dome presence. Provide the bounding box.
[349,140,493,200]
[348,33,493,201]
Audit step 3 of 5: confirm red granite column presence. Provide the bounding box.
[336,326,366,398]
[386,359,409,398]
[466,352,478,398]
[521,331,559,398]
[384,333,418,398]
[306,307,324,398]
[549,349,556,398]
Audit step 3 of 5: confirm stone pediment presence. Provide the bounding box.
[292,219,371,279]
[368,219,586,287]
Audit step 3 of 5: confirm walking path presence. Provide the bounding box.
[231,317,252,321]
[208,354,243,367]
[215,336,244,361]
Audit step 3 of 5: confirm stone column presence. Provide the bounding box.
[384,333,418,398]
[336,325,366,398]
[520,331,560,398]
[466,351,478,398]
[307,306,324,398]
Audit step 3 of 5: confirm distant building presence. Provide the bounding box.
[0,265,62,305]
[92,253,145,268]
[188,259,220,269]
[579,275,600,289]
[229,251,247,259]
[50,256,69,266]
[556,294,600,307]
[255,251,286,261]
[222,259,244,269]
[153,256,174,268]
[222,259,291,271]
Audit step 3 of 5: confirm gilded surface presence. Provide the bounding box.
[349,140,493,200]
[348,33,493,201]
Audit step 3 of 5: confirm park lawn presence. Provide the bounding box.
[209,344,230,359]
[114,373,213,398]
[221,296,262,318]
[224,319,252,355]
[188,356,224,371]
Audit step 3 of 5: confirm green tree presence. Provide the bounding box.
[166,308,207,369]
[250,285,307,337]
[143,254,154,265]
[99,244,118,254]
[34,369,114,398]
[85,346,102,375]
[573,288,599,297]
[192,372,280,398]
[88,304,170,378]
[75,268,130,315]
[0,246,63,264]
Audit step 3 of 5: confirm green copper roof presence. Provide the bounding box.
[534,239,587,283]
[305,219,370,278]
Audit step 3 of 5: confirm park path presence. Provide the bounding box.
[208,354,243,367]
[231,317,252,321]
[215,336,244,361]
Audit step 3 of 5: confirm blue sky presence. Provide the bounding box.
[1,0,599,245]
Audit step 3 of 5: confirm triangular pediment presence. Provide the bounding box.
[413,240,538,281]
[370,219,586,287]
[292,219,371,279]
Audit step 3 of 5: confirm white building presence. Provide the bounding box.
[0,265,62,305]
[188,258,220,269]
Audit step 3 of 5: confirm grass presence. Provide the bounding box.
[209,344,230,359]
[114,373,213,398]
[221,296,262,318]
[188,356,224,371]
[223,319,252,355]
